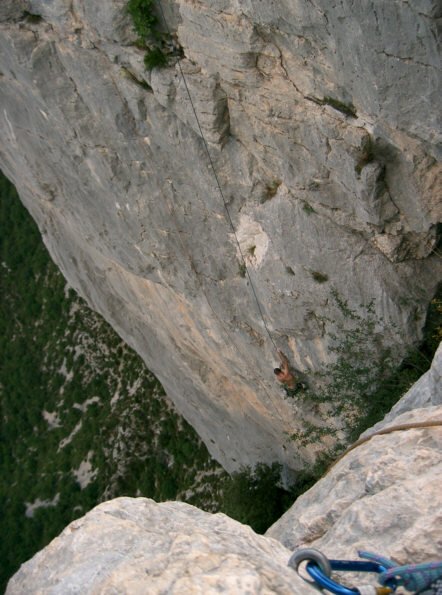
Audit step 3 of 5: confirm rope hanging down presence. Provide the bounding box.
[160,175,289,423]
[156,0,278,352]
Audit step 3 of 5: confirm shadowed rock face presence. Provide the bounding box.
[0,0,441,471]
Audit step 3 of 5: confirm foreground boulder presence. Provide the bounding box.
[6,498,311,594]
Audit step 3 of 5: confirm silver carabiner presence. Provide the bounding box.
[288,548,332,584]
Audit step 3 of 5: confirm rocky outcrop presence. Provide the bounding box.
[6,497,314,595]
[0,0,441,471]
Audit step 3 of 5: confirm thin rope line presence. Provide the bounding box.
[160,183,289,424]
[155,0,278,352]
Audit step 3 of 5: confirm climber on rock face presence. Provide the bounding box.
[274,349,306,397]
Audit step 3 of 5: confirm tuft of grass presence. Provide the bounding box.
[311,271,329,283]
[144,47,168,69]
[133,38,148,49]
[238,262,247,278]
[126,0,158,39]
[262,180,281,202]
[126,0,171,70]
[303,201,316,215]
[323,96,357,118]
[23,11,43,23]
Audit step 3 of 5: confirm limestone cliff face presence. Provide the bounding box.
[0,0,441,471]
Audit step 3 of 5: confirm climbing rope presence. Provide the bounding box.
[155,0,278,352]
[150,2,294,430]
[330,420,442,469]
[289,548,442,594]
[360,551,442,594]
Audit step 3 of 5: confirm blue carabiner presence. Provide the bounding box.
[306,562,358,594]
[307,559,394,594]
[289,549,396,595]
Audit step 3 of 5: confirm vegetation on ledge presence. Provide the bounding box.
[290,287,441,450]
[126,0,182,70]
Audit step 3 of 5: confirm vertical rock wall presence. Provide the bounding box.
[0,0,440,471]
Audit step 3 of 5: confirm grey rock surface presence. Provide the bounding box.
[0,0,441,471]
[266,404,442,566]
[6,497,314,595]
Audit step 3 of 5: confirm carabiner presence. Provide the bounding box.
[306,560,394,594]
[288,548,332,584]
[289,549,395,595]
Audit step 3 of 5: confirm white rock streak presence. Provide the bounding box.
[72,451,98,489]
[25,494,60,519]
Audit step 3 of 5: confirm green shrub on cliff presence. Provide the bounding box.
[126,0,172,70]
[292,287,441,448]
[144,46,168,69]
[127,0,158,38]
